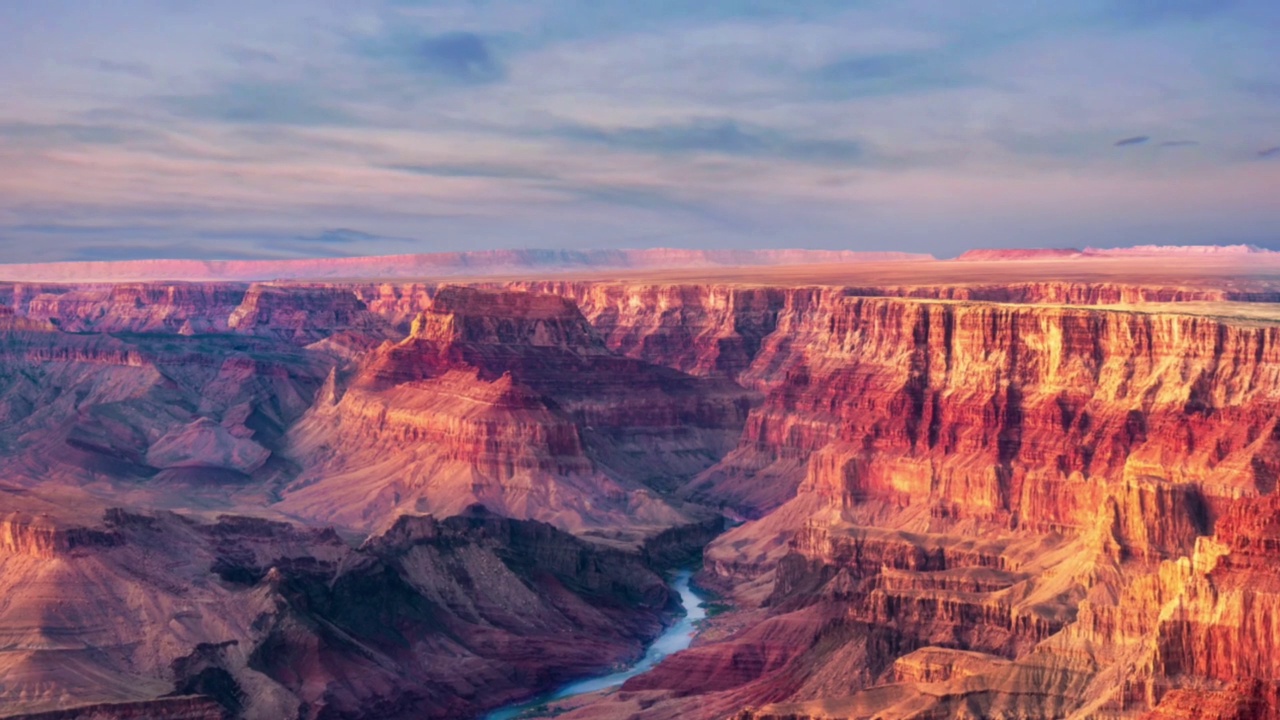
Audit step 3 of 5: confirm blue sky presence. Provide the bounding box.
[0,0,1277,261]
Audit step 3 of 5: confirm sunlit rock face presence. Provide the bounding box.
[4,254,1280,719]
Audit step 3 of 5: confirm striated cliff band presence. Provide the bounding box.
[2,249,1280,718]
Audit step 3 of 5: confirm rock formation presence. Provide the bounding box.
[0,507,686,720]
[2,250,1280,719]
[281,286,753,535]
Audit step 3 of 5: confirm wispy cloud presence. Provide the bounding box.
[225,45,280,66]
[68,243,284,262]
[158,82,357,126]
[552,119,864,163]
[0,122,155,146]
[356,29,506,84]
[1114,136,1151,147]
[90,59,154,79]
[291,228,415,245]
[385,163,550,179]
[812,51,972,98]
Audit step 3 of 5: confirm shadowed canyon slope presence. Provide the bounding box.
[4,250,1280,718]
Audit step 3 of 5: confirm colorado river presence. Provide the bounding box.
[484,570,706,720]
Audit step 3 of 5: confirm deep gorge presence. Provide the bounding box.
[2,268,1280,719]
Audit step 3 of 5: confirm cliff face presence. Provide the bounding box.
[722,296,1280,527]
[0,316,334,496]
[509,280,1280,383]
[6,281,393,344]
[226,284,392,344]
[0,697,227,720]
[727,490,1280,720]
[282,286,754,535]
[511,282,791,379]
[471,283,1280,720]
[0,507,684,720]
[517,284,1280,526]
[25,283,247,334]
[0,513,123,559]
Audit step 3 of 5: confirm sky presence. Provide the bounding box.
[0,0,1278,262]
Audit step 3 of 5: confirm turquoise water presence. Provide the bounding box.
[484,570,706,720]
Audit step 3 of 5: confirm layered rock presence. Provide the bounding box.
[691,296,1280,524]
[282,286,754,535]
[226,284,391,344]
[0,513,123,559]
[0,318,332,498]
[0,697,228,720]
[0,507,686,720]
[514,289,1280,720]
[5,265,1280,719]
[24,283,247,334]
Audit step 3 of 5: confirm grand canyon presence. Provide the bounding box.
[1,246,1279,719]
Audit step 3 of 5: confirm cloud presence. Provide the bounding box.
[812,52,971,97]
[0,122,154,146]
[4,223,167,238]
[386,163,550,179]
[67,243,284,262]
[1113,136,1150,147]
[225,45,280,66]
[358,30,506,84]
[91,60,153,79]
[562,183,742,226]
[552,119,864,163]
[291,228,414,245]
[1260,147,1280,159]
[159,82,355,126]
[178,228,421,259]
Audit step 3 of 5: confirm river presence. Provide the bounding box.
[484,570,706,720]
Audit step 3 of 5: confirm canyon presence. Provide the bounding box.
[2,249,1280,718]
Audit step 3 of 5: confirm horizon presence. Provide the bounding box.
[2,1,1278,262]
[0,242,1274,269]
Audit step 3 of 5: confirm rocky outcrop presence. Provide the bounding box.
[689,296,1280,526]
[509,282,790,379]
[0,697,227,720]
[494,283,1280,720]
[226,284,391,344]
[282,286,753,534]
[0,513,123,559]
[24,284,246,334]
[0,506,687,720]
[0,318,333,490]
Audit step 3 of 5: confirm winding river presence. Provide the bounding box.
[484,570,706,720]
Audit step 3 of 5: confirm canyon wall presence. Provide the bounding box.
[4,271,1280,718]
[0,507,692,720]
[281,286,753,535]
[478,282,1280,719]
